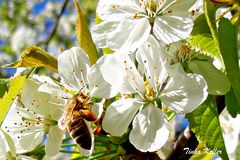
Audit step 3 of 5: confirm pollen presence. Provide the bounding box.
[133,13,141,19]
[111,4,116,9]
[191,10,196,16]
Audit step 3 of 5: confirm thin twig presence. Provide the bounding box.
[44,0,69,50]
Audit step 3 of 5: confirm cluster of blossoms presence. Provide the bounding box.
[1,0,233,159]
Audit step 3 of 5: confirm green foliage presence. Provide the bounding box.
[225,88,240,117]
[189,60,230,95]
[188,14,219,58]
[0,79,9,98]
[186,96,229,160]
[74,0,99,64]
[203,0,224,65]
[218,18,240,117]
[1,46,58,73]
[0,76,26,126]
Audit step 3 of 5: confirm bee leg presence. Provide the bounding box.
[80,110,97,121]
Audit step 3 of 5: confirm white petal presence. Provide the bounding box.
[15,132,44,154]
[107,19,151,52]
[1,130,16,157]
[97,0,142,21]
[161,68,208,114]
[1,101,45,153]
[163,0,196,12]
[91,21,117,48]
[58,47,90,91]
[102,98,142,136]
[21,79,64,118]
[88,56,118,98]
[129,105,169,152]
[17,155,36,160]
[38,83,72,100]
[136,36,168,89]
[101,53,145,94]
[0,130,9,156]
[153,12,193,44]
[45,126,63,157]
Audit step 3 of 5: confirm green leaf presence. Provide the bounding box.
[186,96,229,160]
[203,0,224,64]
[188,14,219,59]
[225,88,240,117]
[0,76,26,126]
[188,60,231,95]
[102,47,114,54]
[1,46,58,73]
[218,18,240,116]
[0,79,9,98]
[74,0,99,64]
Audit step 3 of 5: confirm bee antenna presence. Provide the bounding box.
[62,97,69,100]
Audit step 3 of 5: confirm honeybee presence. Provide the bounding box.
[60,92,97,152]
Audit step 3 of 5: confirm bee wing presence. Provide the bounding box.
[59,98,76,130]
[89,101,104,121]
[58,111,71,131]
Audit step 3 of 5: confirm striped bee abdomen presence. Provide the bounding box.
[68,116,92,150]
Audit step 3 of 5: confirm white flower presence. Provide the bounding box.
[101,36,208,152]
[38,47,116,156]
[0,129,36,160]
[189,0,203,18]
[220,109,240,160]
[164,40,231,95]
[92,0,195,52]
[1,77,64,157]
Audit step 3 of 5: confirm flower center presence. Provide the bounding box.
[146,0,157,14]
[175,44,193,63]
[144,81,155,102]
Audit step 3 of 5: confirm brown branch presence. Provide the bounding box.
[44,0,69,50]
